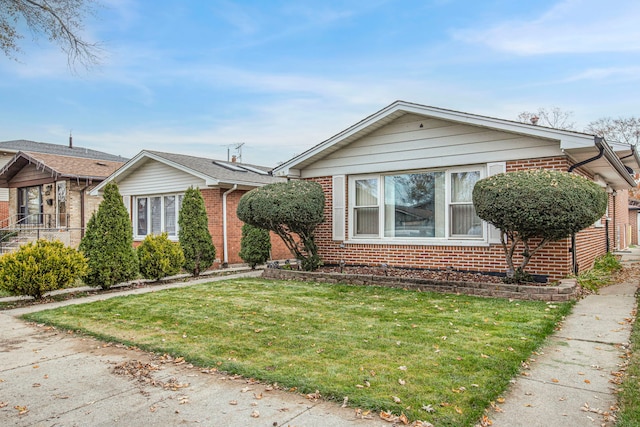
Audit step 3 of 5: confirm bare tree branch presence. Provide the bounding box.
[0,0,102,70]
[517,107,576,130]
[586,116,640,146]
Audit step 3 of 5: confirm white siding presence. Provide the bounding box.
[300,114,564,178]
[332,175,345,241]
[117,159,207,195]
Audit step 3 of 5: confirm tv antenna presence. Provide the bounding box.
[226,143,244,162]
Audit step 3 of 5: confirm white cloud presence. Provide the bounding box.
[453,0,640,55]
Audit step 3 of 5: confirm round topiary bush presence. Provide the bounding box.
[473,169,608,278]
[0,239,87,299]
[137,233,185,280]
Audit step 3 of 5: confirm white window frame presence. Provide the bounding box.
[134,193,184,240]
[348,165,486,243]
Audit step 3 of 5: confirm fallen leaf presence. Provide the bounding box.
[14,405,28,415]
[398,366,407,371]
[398,379,406,386]
[584,379,591,384]
[392,396,402,403]
[229,400,238,405]
[254,392,263,400]
[496,397,506,404]
[422,404,435,413]
[250,410,260,418]
[0,402,7,408]
[399,413,409,424]
[551,378,559,383]
[341,396,349,408]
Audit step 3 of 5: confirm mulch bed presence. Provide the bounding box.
[316,265,505,284]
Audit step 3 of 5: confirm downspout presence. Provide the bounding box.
[567,136,605,173]
[567,136,606,274]
[222,185,238,267]
[80,184,90,238]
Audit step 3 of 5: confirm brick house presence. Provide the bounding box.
[0,148,125,249]
[0,139,127,230]
[273,101,640,281]
[90,150,290,266]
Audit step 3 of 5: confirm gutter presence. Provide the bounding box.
[567,136,605,173]
[222,184,238,266]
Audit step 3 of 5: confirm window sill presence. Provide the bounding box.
[343,238,490,247]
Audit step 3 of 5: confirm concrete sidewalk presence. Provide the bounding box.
[0,271,382,427]
[490,249,639,426]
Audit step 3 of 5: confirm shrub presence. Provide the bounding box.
[239,224,271,269]
[79,182,139,289]
[236,180,325,271]
[473,169,607,280]
[0,240,87,299]
[178,187,216,276]
[138,233,185,280]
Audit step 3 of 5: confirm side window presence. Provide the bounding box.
[449,171,482,237]
[137,197,148,236]
[353,177,379,237]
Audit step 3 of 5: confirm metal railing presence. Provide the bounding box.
[0,214,71,253]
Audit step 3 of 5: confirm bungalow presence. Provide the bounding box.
[0,146,126,250]
[90,150,290,266]
[273,100,640,281]
[0,139,127,225]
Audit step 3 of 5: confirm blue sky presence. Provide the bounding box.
[1,0,639,166]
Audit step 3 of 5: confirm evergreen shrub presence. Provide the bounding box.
[0,240,87,299]
[178,187,216,276]
[239,223,271,269]
[79,182,139,289]
[138,233,185,280]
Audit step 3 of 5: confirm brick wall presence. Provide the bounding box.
[630,209,639,246]
[200,188,291,266]
[308,156,620,281]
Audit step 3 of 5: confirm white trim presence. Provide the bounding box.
[332,175,346,241]
[133,192,183,241]
[347,164,486,243]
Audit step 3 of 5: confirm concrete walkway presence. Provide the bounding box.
[490,248,639,426]
[0,253,638,426]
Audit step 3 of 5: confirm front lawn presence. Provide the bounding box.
[23,278,572,426]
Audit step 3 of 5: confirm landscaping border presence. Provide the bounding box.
[261,269,578,301]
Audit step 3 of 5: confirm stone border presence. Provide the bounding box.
[262,269,577,301]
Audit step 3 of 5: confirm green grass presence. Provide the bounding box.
[574,252,622,293]
[616,290,640,426]
[22,278,572,426]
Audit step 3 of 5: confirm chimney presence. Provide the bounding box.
[530,115,539,126]
[69,132,73,148]
[231,155,237,163]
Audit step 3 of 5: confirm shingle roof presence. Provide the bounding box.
[0,140,127,162]
[0,151,125,186]
[145,150,282,186]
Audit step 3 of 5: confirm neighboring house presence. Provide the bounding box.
[90,150,290,266]
[0,139,127,223]
[273,100,640,281]
[0,146,126,250]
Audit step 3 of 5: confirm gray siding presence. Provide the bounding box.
[300,114,564,178]
[117,159,207,195]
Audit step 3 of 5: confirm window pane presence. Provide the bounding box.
[137,198,147,235]
[450,204,482,236]
[164,196,176,235]
[384,172,445,238]
[451,171,480,202]
[151,196,162,234]
[355,207,379,235]
[355,179,378,206]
